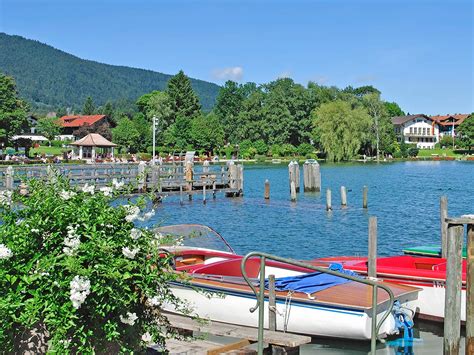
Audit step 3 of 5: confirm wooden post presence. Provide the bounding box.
[368,216,377,278]
[288,161,300,193]
[185,161,193,192]
[362,186,368,209]
[268,274,277,332]
[203,184,206,204]
[264,179,270,200]
[239,164,244,195]
[303,160,321,192]
[212,181,216,199]
[179,185,184,205]
[290,181,297,202]
[137,162,146,192]
[444,223,464,355]
[326,188,332,211]
[440,196,448,259]
[5,166,13,190]
[466,223,474,355]
[340,186,347,207]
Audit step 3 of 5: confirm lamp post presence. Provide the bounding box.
[152,116,157,165]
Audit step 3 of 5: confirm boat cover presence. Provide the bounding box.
[263,264,360,295]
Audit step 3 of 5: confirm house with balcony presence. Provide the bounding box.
[430,114,469,138]
[391,114,439,149]
[57,114,109,140]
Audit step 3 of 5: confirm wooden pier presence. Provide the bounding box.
[147,312,311,354]
[0,162,244,199]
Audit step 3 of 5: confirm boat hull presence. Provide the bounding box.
[164,282,415,341]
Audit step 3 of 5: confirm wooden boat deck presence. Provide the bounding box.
[186,276,420,311]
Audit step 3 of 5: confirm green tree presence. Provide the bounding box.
[82,96,96,115]
[0,73,29,145]
[234,89,266,143]
[112,117,140,153]
[214,81,245,143]
[190,113,224,153]
[166,70,201,119]
[313,100,372,162]
[253,139,268,155]
[384,102,405,117]
[101,101,114,118]
[36,117,62,143]
[143,91,174,133]
[458,114,474,151]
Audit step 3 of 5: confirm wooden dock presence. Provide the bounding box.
[146,312,311,354]
[0,162,244,199]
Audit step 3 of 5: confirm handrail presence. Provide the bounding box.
[240,251,395,355]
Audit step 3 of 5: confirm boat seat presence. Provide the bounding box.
[190,258,261,278]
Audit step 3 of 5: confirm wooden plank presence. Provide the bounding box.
[368,216,377,278]
[467,224,474,355]
[444,223,464,355]
[207,339,251,355]
[446,217,474,225]
[164,313,311,348]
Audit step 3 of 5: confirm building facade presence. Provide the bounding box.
[392,114,439,149]
[430,114,469,138]
[57,115,109,140]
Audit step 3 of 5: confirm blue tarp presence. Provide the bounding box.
[263,263,360,295]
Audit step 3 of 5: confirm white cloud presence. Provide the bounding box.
[310,75,329,85]
[212,66,244,81]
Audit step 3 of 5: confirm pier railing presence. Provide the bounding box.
[240,251,395,355]
[0,162,244,197]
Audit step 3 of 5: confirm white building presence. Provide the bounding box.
[392,114,439,149]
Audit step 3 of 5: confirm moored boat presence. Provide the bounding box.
[310,255,467,323]
[156,225,421,340]
[403,245,467,258]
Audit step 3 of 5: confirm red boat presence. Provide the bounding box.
[308,255,467,322]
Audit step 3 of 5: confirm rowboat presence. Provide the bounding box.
[156,225,420,340]
[311,255,467,323]
[403,245,467,258]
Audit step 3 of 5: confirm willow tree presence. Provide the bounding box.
[313,100,372,162]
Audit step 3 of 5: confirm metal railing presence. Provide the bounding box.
[240,251,395,355]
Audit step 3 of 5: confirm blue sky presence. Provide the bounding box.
[1,0,472,114]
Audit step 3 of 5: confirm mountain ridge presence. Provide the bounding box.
[0,33,220,112]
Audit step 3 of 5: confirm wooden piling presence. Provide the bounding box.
[137,162,146,192]
[444,223,464,355]
[440,196,448,259]
[340,186,347,207]
[268,274,277,332]
[326,188,332,211]
[203,184,206,204]
[212,181,216,199]
[288,161,300,193]
[264,179,270,200]
[5,166,13,190]
[362,186,368,209]
[303,160,321,192]
[185,161,193,192]
[466,222,474,355]
[179,185,184,205]
[290,181,297,202]
[368,216,377,278]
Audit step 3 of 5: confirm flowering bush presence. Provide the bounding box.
[0,175,187,353]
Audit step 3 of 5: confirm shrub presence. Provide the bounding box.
[270,144,282,157]
[0,175,187,353]
[407,147,419,157]
[439,135,454,148]
[253,140,268,155]
[281,144,297,157]
[297,143,314,157]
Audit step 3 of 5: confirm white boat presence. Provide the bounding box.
[157,225,420,340]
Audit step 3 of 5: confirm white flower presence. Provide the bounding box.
[141,332,152,343]
[122,247,139,259]
[0,244,13,259]
[0,190,12,206]
[137,209,155,221]
[31,228,40,233]
[63,225,80,256]
[112,178,125,189]
[149,296,160,306]
[69,275,91,309]
[81,183,95,195]
[124,205,140,222]
[60,190,76,200]
[130,228,142,240]
[99,186,113,196]
[120,312,138,325]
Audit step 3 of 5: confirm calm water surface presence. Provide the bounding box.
[144,161,473,354]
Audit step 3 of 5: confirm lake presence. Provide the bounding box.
[144,160,473,354]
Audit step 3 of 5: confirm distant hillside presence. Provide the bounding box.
[0,33,220,112]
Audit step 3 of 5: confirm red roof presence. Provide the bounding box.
[59,115,106,128]
[430,114,469,126]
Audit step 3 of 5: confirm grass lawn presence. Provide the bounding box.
[31,146,68,156]
[418,148,461,157]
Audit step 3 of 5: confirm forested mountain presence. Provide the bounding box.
[0,33,220,112]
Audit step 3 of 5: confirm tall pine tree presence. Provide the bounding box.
[82,96,96,115]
